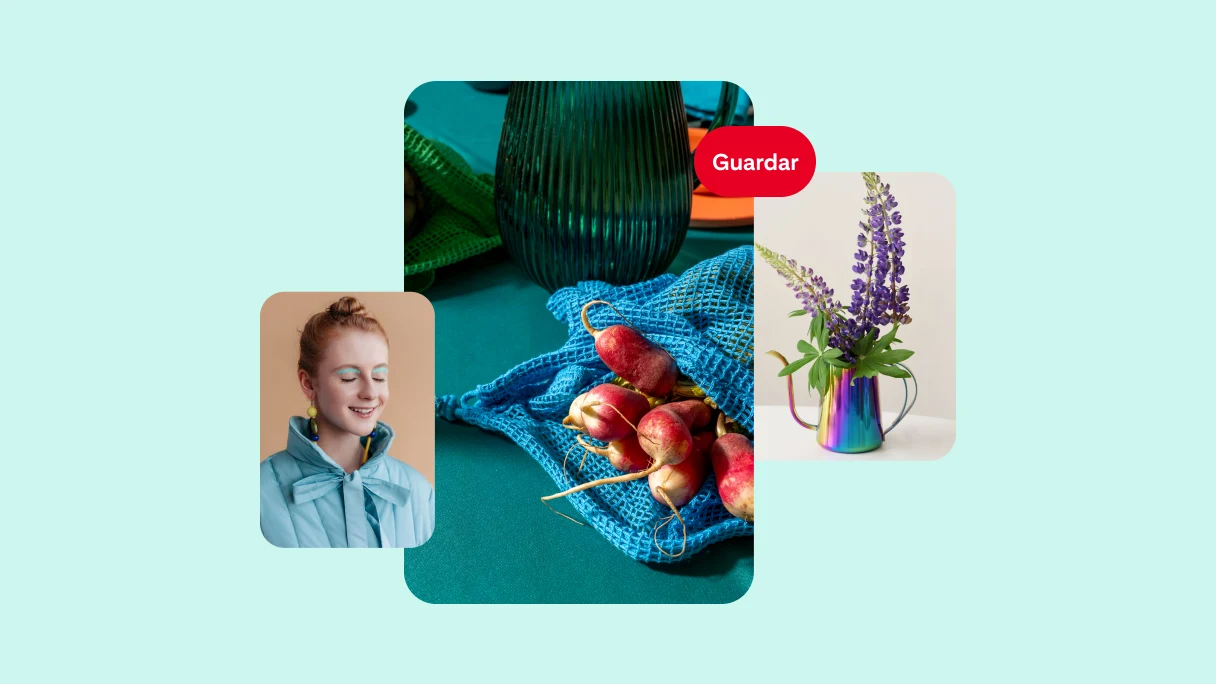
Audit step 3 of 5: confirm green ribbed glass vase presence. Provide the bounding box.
[494,81,737,292]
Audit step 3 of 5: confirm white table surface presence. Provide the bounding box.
[755,405,956,461]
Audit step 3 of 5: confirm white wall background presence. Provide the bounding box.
[755,173,956,420]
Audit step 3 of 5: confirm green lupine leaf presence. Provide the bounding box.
[876,364,911,378]
[810,314,825,343]
[788,309,808,317]
[778,356,815,377]
[852,358,878,384]
[797,340,818,355]
[853,329,877,356]
[870,349,915,364]
[816,320,829,349]
[872,325,899,354]
[822,348,843,359]
[823,357,851,368]
[810,359,828,395]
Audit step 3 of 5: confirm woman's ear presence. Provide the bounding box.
[298,369,316,402]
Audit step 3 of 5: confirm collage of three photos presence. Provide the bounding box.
[259,80,956,604]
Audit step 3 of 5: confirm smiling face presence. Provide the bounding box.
[300,329,390,438]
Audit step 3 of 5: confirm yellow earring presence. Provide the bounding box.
[307,403,319,442]
[362,428,376,464]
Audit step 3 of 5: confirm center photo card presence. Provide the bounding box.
[403,81,756,603]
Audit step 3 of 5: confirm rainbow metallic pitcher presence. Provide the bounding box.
[768,351,918,454]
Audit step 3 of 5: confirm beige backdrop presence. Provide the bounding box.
[260,292,435,484]
[755,173,956,419]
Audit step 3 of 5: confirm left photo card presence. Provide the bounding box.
[259,292,435,548]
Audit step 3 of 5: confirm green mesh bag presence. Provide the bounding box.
[403,123,500,292]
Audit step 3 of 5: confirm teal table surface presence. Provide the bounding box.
[405,81,505,176]
[403,81,754,603]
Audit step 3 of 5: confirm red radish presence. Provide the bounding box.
[563,392,590,430]
[711,413,754,523]
[655,400,712,432]
[577,434,651,472]
[648,448,710,558]
[543,407,693,502]
[580,384,650,443]
[581,300,678,397]
[649,450,709,509]
[634,408,693,467]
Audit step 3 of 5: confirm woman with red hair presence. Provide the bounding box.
[261,297,434,548]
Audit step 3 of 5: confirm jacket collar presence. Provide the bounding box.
[284,416,395,473]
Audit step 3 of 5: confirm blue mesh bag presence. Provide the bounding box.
[436,246,754,563]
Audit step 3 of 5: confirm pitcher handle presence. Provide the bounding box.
[691,82,740,190]
[765,350,817,431]
[882,363,918,435]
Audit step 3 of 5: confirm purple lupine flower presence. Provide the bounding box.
[888,222,909,322]
[858,173,910,328]
[760,173,911,365]
[767,252,842,326]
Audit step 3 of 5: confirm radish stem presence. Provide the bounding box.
[580,299,644,337]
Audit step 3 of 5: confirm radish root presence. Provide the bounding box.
[576,433,608,456]
[653,487,687,558]
[583,402,663,451]
[575,433,608,473]
[560,440,585,477]
[541,496,587,527]
[541,461,661,502]
[581,401,641,433]
[550,443,591,527]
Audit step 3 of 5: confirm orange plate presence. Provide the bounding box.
[689,127,755,229]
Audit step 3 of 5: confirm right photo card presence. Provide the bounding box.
[756,172,956,461]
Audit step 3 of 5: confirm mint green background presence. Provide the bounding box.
[2,2,1209,682]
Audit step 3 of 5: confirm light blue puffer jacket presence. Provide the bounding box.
[261,418,434,548]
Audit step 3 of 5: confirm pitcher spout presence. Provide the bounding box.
[765,351,817,431]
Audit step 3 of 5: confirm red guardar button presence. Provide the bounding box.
[694,126,816,197]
